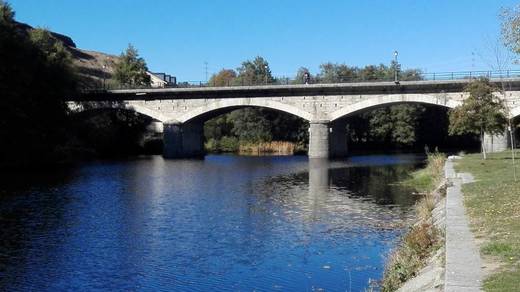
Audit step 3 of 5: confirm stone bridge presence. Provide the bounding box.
[69,78,520,158]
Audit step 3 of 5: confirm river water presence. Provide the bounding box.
[0,154,422,291]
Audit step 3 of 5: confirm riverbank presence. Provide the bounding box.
[455,151,520,291]
[381,153,446,291]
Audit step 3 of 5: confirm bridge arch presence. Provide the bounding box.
[177,98,314,123]
[67,101,169,122]
[328,94,462,121]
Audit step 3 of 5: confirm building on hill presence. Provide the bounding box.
[148,72,177,88]
[147,72,167,88]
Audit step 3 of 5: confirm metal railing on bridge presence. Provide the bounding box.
[87,69,520,91]
[421,70,520,81]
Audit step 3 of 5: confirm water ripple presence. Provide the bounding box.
[0,154,421,291]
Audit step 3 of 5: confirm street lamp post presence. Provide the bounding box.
[264,64,268,85]
[394,50,399,84]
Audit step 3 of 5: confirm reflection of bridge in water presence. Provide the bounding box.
[69,78,520,158]
[253,157,419,230]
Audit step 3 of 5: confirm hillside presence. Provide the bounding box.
[16,21,120,89]
[69,47,119,89]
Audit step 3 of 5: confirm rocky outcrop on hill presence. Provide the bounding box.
[15,21,76,47]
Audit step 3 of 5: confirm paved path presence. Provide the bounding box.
[444,157,482,292]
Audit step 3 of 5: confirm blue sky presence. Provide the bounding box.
[8,0,520,81]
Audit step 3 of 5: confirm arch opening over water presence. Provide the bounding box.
[178,98,314,124]
[329,94,461,121]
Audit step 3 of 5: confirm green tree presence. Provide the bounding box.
[262,109,308,143]
[234,56,273,86]
[29,28,77,93]
[0,1,78,167]
[230,108,272,143]
[449,78,507,159]
[316,63,359,83]
[204,115,234,140]
[368,105,426,146]
[30,29,70,65]
[0,0,14,27]
[208,69,236,87]
[114,44,150,87]
[360,64,388,81]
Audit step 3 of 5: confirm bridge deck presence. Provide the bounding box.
[75,78,520,101]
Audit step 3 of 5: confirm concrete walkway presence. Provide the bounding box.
[444,157,482,292]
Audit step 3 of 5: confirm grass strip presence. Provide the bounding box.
[455,151,520,292]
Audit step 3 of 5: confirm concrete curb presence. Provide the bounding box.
[444,156,482,292]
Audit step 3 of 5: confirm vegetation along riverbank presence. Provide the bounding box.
[455,151,520,291]
[381,152,447,291]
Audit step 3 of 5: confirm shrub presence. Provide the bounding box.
[205,138,219,152]
[219,136,239,152]
[382,223,441,292]
[416,194,436,222]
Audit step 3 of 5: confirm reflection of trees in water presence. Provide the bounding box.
[329,164,419,206]
[252,162,418,234]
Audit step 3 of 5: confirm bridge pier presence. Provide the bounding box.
[308,121,330,158]
[308,120,349,159]
[484,131,510,153]
[329,120,348,158]
[163,121,205,158]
